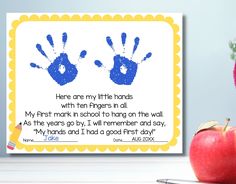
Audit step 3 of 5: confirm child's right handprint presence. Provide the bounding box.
[30,32,87,86]
[94,32,152,85]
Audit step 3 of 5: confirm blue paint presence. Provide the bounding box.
[47,53,78,86]
[110,55,138,85]
[46,34,54,48]
[106,36,115,51]
[121,32,127,46]
[132,37,140,55]
[142,52,152,62]
[94,60,103,67]
[80,50,87,58]
[31,32,87,86]
[62,32,67,48]
[30,62,41,69]
[36,44,48,59]
[94,32,152,85]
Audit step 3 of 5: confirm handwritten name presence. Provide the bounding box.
[43,135,59,142]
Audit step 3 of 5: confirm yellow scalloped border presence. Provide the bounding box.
[8,14,181,153]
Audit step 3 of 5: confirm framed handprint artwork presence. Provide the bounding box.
[7,13,182,154]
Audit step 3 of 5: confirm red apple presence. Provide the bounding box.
[190,120,236,184]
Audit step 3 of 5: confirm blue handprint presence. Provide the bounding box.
[94,32,152,85]
[30,32,87,86]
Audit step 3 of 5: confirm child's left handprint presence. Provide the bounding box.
[30,32,87,86]
[94,32,152,85]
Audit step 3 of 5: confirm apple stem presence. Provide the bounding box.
[223,118,230,131]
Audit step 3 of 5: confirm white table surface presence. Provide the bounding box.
[0,156,196,184]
